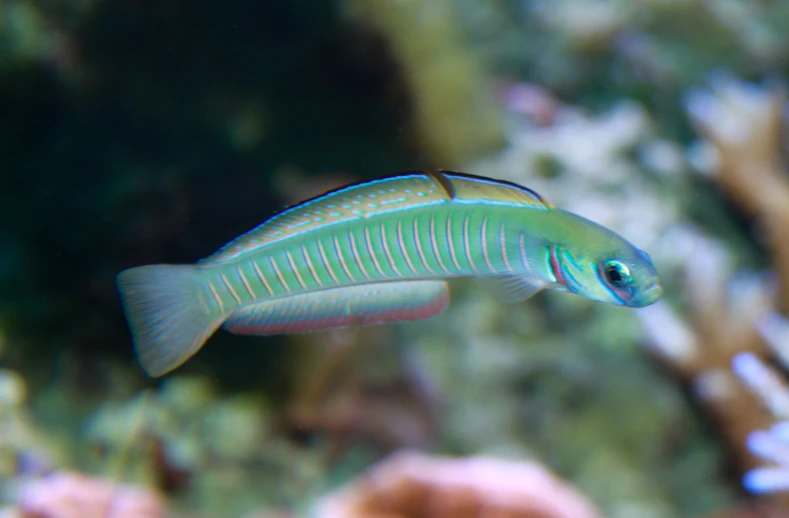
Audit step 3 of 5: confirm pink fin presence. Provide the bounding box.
[223,280,449,335]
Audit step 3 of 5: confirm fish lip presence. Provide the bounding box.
[630,282,663,307]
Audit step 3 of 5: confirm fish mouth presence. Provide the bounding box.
[629,281,663,308]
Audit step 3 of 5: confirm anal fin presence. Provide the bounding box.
[224,280,449,336]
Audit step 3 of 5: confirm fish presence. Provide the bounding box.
[117,170,662,377]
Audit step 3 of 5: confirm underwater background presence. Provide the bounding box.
[4,0,789,516]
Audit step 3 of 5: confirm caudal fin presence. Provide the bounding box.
[116,264,225,377]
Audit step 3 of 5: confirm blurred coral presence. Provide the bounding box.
[635,219,785,505]
[311,450,602,518]
[496,80,563,127]
[14,471,164,518]
[685,73,789,313]
[630,73,789,508]
[733,351,789,494]
[683,75,789,485]
[0,367,67,502]
[742,419,789,495]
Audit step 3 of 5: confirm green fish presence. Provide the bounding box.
[117,170,662,376]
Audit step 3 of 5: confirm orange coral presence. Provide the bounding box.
[312,450,602,518]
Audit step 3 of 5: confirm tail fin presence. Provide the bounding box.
[116,265,225,377]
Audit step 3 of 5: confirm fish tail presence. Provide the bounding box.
[116,264,225,377]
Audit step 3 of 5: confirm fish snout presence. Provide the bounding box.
[630,281,663,308]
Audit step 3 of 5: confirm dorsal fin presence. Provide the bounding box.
[201,171,449,265]
[200,170,554,265]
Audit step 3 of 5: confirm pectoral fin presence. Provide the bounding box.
[479,275,547,304]
[224,280,449,335]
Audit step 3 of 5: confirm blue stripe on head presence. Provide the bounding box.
[557,249,584,295]
[560,265,579,294]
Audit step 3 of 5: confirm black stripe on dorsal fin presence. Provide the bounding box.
[396,169,456,200]
[438,169,555,209]
[427,169,457,200]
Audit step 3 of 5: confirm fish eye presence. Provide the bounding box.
[603,260,631,289]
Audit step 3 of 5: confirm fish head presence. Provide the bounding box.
[554,245,662,308]
[548,213,663,308]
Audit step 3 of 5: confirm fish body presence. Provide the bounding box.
[117,170,662,376]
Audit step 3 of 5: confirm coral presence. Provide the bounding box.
[742,419,789,495]
[625,73,789,510]
[79,373,408,516]
[636,230,777,477]
[681,75,789,500]
[311,450,602,518]
[530,0,636,48]
[684,73,789,312]
[83,378,291,515]
[0,367,69,507]
[14,471,164,518]
[496,81,563,127]
[453,0,789,102]
[733,347,789,495]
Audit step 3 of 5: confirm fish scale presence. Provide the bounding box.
[116,170,662,377]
